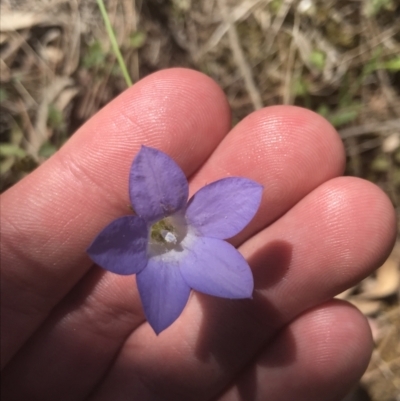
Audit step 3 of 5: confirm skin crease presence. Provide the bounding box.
[0,68,396,401]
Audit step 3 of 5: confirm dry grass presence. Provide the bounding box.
[1,0,399,400]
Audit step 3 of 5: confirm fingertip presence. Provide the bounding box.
[191,104,347,236]
[62,67,232,180]
[296,300,373,381]
[258,105,346,174]
[316,176,397,269]
[282,300,373,400]
[92,67,232,158]
[221,300,373,401]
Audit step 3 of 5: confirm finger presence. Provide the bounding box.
[0,68,231,368]
[189,105,347,243]
[87,179,395,400]
[219,300,373,401]
[0,106,347,399]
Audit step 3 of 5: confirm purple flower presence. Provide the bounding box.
[87,146,263,334]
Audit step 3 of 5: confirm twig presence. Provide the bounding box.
[264,0,294,56]
[339,119,400,139]
[196,0,263,59]
[283,12,299,104]
[64,0,80,76]
[218,0,263,110]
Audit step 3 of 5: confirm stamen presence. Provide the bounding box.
[161,230,177,244]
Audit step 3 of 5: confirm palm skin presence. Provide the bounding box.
[0,68,396,401]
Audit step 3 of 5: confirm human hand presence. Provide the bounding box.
[1,68,396,401]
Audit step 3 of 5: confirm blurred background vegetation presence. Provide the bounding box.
[0,0,399,400]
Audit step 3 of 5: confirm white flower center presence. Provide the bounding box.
[161,230,177,244]
[149,213,187,255]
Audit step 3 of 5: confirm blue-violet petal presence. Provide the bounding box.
[129,146,189,222]
[186,177,263,239]
[87,216,149,275]
[136,257,191,334]
[180,236,254,299]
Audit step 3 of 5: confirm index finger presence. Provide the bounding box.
[0,68,231,368]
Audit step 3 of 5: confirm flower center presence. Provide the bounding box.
[150,219,177,244]
[148,214,187,255]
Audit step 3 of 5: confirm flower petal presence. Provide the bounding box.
[186,177,263,239]
[87,216,148,275]
[136,257,191,334]
[129,146,189,223]
[180,236,254,298]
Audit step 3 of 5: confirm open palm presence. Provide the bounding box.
[1,69,396,401]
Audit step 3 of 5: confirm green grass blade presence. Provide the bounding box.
[96,0,133,87]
